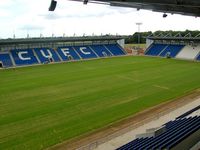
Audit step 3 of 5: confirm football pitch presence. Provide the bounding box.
[0,56,200,150]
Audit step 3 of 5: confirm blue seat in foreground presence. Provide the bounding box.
[116,116,200,150]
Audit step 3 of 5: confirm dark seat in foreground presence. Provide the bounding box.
[117,106,200,150]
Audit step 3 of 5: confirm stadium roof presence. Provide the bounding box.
[0,36,125,45]
[146,32,200,42]
[50,0,200,17]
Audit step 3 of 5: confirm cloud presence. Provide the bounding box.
[39,3,135,21]
[39,13,64,20]
[0,0,15,8]
[38,0,136,20]
[39,11,115,20]
[0,0,200,39]
[19,25,45,31]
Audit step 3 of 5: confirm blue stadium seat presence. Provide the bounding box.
[116,116,200,150]
[34,48,61,63]
[159,45,184,57]
[90,45,112,57]
[166,118,200,149]
[145,44,168,56]
[196,53,200,61]
[0,53,13,67]
[2,44,126,68]
[73,46,97,59]
[142,117,193,149]
[156,117,200,149]
[144,117,196,149]
[104,44,126,56]
[57,46,80,61]
[10,49,38,66]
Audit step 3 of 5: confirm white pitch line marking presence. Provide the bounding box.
[153,84,170,90]
[117,75,140,82]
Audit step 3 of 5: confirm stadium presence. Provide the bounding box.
[0,0,200,150]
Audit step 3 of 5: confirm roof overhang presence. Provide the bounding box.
[0,36,125,46]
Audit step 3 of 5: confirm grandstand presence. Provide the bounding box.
[117,105,200,150]
[0,36,126,68]
[2,33,200,69]
[145,33,200,61]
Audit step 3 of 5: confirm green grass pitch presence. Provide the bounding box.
[0,56,200,150]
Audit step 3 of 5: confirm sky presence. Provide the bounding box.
[0,0,200,39]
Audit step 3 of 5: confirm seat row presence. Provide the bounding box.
[117,116,200,150]
[145,44,185,58]
[197,53,200,60]
[145,43,200,61]
[0,44,126,68]
[176,105,200,119]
